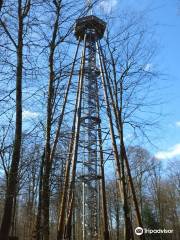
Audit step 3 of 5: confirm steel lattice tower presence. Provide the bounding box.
[74,15,106,240]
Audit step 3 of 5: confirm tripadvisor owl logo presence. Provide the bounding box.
[135,227,144,236]
[135,227,174,235]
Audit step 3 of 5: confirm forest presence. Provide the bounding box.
[0,0,179,240]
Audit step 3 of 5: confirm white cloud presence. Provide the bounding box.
[99,0,118,14]
[23,110,39,120]
[144,63,152,71]
[124,133,133,141]
[176,121,180,127]
[155,144,180,160]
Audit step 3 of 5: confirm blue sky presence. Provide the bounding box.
[99,0,180,160]
[125,0,180,160]
[21,0,180,161]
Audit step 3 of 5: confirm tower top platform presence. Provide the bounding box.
[74,15,106,40]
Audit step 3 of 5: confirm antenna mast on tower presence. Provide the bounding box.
[86,0,93,15]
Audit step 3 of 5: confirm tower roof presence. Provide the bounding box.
[74,15,106,40]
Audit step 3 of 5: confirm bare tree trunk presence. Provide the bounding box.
[42,3,60,240]
[115,203,120,240]
[0,1,24,238]
[98,128,110,240]
[0,0,3,12]
[33,151,45,240]
[97,88,110,240]
[64,194,74,240]
[11,195,17,237]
